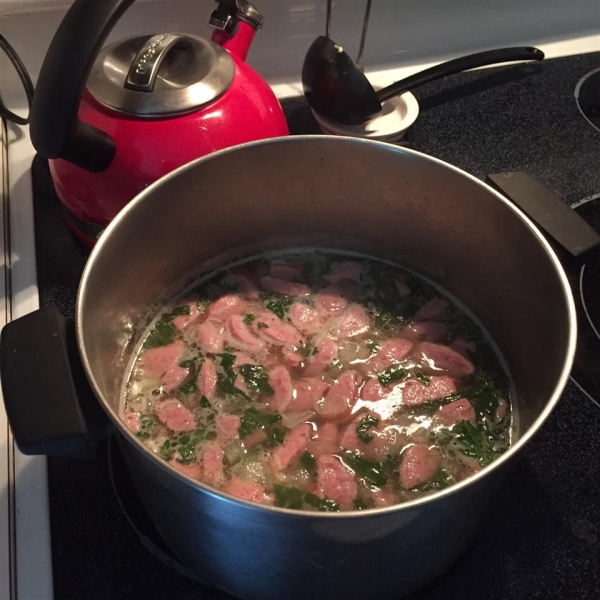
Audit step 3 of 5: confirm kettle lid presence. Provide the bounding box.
[86,33,235,117]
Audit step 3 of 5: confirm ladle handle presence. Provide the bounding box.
[377,47,544,103]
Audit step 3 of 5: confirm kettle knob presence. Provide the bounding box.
[209,0,264,34]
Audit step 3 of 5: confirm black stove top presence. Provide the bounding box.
[34,52,600,600]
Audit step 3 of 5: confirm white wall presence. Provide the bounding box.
[0,0,599,107]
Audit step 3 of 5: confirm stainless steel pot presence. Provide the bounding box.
[2,136,576,599]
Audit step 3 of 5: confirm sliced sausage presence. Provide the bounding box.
[254,311,303,347]
[317,455,358,504]
[307,422,340,457]
[289,378,329,413]
[140,340,184,378]
[156,400,196,432]
[418,342,475,377]
[223,478,265,503]
[227,314,265,353]
[302,335,338,377]
[169,460,202,480]
[414,298,449,322]
[402,375,457,406]
[400,444,437,488]
[206,294,247,322]
[437,398,476,426]
[123,411,140,434]
[315,287,348,315]
[270,424,311,471]
[361,378,386,402]
[161,363,189,393]
[197,320,225,353]
[172,302,201,332]
[268,366,294,411]
[269,260,304,282]
[259,276,310,296]
[333,304,370,339]
[324,261,362,284]
[408,321,447,343]
[216,414,241,439]
[289,302,321,334]
[197,358,217,400]
[316,370,360,422]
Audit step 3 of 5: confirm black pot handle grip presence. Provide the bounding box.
[1,305,113,458]
[30,0,136,173]
[486,172,600,259]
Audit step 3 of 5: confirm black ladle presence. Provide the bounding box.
[302,44,545,126]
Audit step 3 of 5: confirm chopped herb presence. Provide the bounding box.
[237,408,282,438]
[449,420,496,467]
[366,340,380,352]
[178,381,198,395]
[216,353,251,400]
[176,427,207,464]
[299,450,317,472]
[144,320,176,348]
[414,371,430,386]
[199,396,213,409]
[266,296,293,319]
[178,359,194,369]
[303,492,340,512]
[265,427,286,447]
[257,322,269,329]
[166,305,191,319]
[419,469,455,492]
[374,309,392,329]
[377,365,408,387]
[243,313,256,324]
[298,344,314,358]
[356,415,379,444]
[273,485,339,512]
[159,439,174,460]
[342,452,387,487]
[238,364,275,395]
[135,414,157,439]
[273,484,304,509]
[353,498,368,510]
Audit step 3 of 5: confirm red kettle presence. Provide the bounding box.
[30,0,289,246]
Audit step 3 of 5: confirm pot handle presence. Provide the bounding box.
[30,0,136,173]
[1,304,113,458]
[486,172,600,258]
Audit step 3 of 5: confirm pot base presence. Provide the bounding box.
[107,437,210,587]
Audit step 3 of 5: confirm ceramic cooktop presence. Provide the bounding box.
[34,52,600,600]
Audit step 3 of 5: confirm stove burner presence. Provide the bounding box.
[569,197,600,405]
[575,68,600,133]
[107,437,209,586]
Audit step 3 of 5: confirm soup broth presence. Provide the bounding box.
[123,251,512,512]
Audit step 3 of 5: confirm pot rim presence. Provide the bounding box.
[77,134,577,518]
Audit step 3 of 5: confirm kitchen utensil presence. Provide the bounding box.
[304,46,544,126]
[302,0,381,128]
[355,0,373,72]
[1,136,576,600]
[29,0,288,247]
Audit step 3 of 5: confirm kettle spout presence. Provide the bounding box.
[209,0,263,62]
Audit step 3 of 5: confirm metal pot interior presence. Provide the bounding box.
[77,136,576,481]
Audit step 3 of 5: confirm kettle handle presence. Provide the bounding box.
[30,0,136,173]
